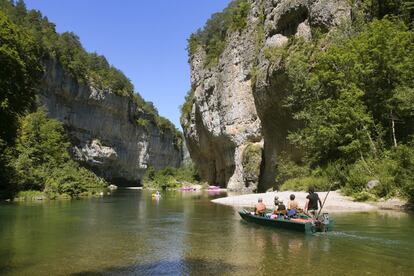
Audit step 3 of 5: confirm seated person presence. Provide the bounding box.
[273,196,279,207]
[273,200,287,216]
[287,194,299,210]
[278,201,286,211]
[254,198,266,215]
[287,194,299,217]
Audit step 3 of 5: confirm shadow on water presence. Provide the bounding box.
[71,258,252,276]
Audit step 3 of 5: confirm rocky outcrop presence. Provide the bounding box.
[39,60,182,186]
[182,0,351,191]
[182,25,262,191]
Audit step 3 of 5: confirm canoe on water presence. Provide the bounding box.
[238,209,334,233]
[180,187,196,191]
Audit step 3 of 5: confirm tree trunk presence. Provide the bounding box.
[363,125,377,158]
[391,110,397,147]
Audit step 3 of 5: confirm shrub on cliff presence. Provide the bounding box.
[187,0,250,67]
[0,0,133,96]
[180,89,195,126]
[242,143,262,185]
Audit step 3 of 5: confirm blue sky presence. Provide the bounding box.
[24,0,231,128]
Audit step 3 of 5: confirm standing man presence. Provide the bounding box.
[304,186,322,218]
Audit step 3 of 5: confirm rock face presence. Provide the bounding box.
[39,60,182,186]
[182,0,351,191]
[183,25,262,192]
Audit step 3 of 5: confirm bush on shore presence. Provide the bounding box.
[13,110,107,200]
[143,165,200,189]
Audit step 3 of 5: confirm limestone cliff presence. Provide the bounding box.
[40,60,182,186]
[182,0,351,191]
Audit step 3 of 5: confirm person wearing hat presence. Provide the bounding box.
[254,198,266,216]
[277,200,286,213]
[273,196,279,207]
[272,196,287,216]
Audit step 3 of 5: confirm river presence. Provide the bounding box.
[0,189,413,275]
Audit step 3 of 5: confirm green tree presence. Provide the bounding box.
[362,0,414,23]
[0,11,42,144]
[288,18,414,165]
[14,110,72,190]
[14,110,106,197]
[0,11,42,197]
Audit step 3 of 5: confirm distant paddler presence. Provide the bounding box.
[152,191,161,199]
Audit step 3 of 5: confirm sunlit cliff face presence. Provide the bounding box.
[40,60,182,186]
[182,0,351,191]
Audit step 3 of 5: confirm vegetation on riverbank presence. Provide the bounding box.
[0,2,109,200]
[1,108,108,200]
[271,3,414,203]
[13,110,107,199]
[143,165,200,190]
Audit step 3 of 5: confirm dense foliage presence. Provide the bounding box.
[271,15,414,203]
[187,0,250,67]
[143,165,200,189]
[14,110,107,199]
[0,10,42,197]
[0,0,133,96]
[362,0,414,23]
[290,19,414,163]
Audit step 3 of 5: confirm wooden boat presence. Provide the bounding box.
[238,209,334,233]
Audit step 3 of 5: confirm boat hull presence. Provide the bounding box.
[239,210,333,233]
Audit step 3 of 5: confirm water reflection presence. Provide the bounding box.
[0,190,413,275]
[71,257,253,275]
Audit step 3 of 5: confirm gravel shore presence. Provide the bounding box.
[212,191,379,212]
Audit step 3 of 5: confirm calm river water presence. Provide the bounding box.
[0,189,413,275]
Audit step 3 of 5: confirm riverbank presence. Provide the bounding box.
[212,191,408,212]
